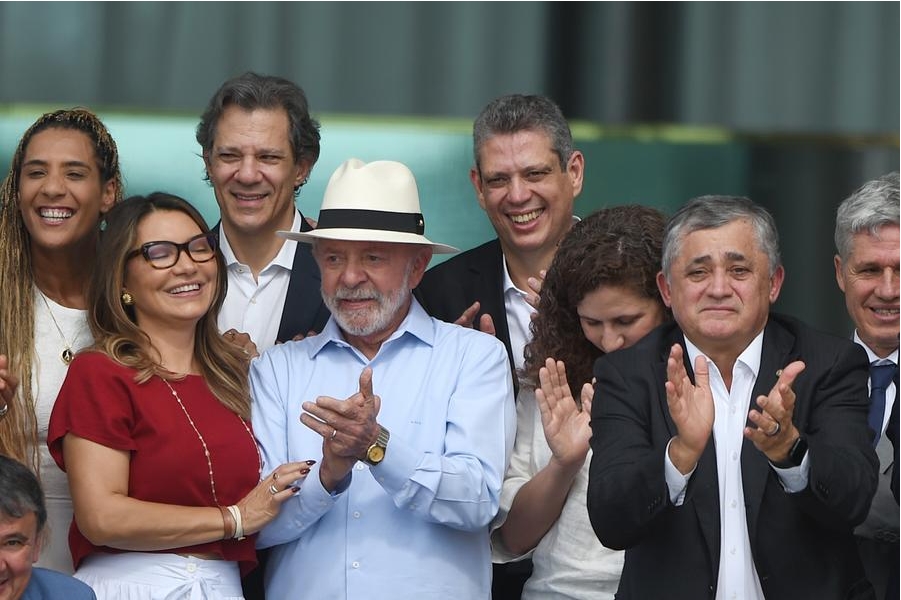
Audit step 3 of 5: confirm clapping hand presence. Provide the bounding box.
[664,344,715,474]
[535,358,592,469]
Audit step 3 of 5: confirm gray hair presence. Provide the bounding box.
[196,72,321,185]
[834,172,899,260]
[0,454,46,532]
[472,94,573,172]
[661,195,781,280]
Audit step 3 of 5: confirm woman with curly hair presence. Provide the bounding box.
[0,108,123,573]
[491,205,668,599]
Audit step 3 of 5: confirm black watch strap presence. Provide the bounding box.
[772,436,807,469]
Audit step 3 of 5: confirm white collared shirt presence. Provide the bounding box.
[854,331,899,436]
[501,260,536,372]
[663,331,811,600]
[217,210,303,352]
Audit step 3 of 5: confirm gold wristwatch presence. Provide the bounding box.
[363,425,390,466]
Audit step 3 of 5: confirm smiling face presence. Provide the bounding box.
[314,240,430,346]
[204,106,309,238]
[124,210,218,336]
[17,127,116,253]
[577,285,667,353]
[471,130,583,259]
[0,512,40,600]
[835,224,900,358]
[657,219,784,362]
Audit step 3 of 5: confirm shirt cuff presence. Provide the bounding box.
[770,450,810,493]
[664,437,694,506]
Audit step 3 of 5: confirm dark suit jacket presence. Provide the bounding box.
[415,239,518,391]
[588,314,879,600]
[216,213,330,345]
[273,214,330,341]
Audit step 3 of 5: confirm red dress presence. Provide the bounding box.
[48,351,261,575]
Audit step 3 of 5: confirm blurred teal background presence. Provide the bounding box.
[0,1,897,336]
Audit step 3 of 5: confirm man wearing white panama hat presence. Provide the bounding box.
[250,158,516,599]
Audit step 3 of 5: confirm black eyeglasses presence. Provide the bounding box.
[127,233,218,269]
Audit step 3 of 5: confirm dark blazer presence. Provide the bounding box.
[274,214,330,341]
[216,213,330,344]
[588,314,879,600]
[415,239,517,390]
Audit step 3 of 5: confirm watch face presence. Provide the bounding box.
[367,446,385,464]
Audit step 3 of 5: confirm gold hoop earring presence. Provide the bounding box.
[121,290,135,306]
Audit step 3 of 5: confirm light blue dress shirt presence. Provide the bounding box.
[251,299,516,599]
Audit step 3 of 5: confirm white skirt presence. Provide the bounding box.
[74,552,243,600]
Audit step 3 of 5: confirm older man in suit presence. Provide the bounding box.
[834,172,900,600]
[588,195,879,599]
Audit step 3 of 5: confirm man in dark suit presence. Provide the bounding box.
[196,72,329,600]
[588,195,879,599]
[415,94,584,599]
[834,172,900,600]
[197,72,329,353]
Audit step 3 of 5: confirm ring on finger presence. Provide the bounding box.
[765,421,781,437]
[273,472,279,482]
[268,483,280,495]
[330,428,338,440]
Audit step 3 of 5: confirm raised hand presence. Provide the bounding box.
[300,367,381,490]
[453,301,497,337]
[745,360,806,459]
[664,344,715,474]
[535,358,592,469]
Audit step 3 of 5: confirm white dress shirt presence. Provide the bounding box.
[663,332,810,600]
[217,210,304,352]
[501,260,536,373]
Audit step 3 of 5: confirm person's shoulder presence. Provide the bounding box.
[430,314,507,354]
[603,320,675,366]
[69,350,123,374]
[25,567,96,599]
[422,238,501,278]
[768,313,859,353]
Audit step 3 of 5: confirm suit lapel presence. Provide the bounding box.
[467,240,517,393]
[741,319,794,548]
[276,213,329,342]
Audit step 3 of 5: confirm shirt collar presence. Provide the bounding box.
[853,331,899,365]
[310,297,435,358]
[218,209,302,271]
[683,329,765,380]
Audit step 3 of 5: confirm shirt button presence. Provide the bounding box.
[353,511,361,519]
[730,500,737,508]
[355,464,364,471]
[352,561,360,569]
[730,406,736,414]
[250,297,257,304]
[187,563,197,573]
[731,451,738,461]
[730,546,736,555]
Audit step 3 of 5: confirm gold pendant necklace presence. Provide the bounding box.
[161,377,262,504]
[38,290,76,365]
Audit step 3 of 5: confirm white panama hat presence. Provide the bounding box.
[278,158,458,254]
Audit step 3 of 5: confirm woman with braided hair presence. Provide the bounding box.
[0,108,123,573]
[491,205,669,599]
